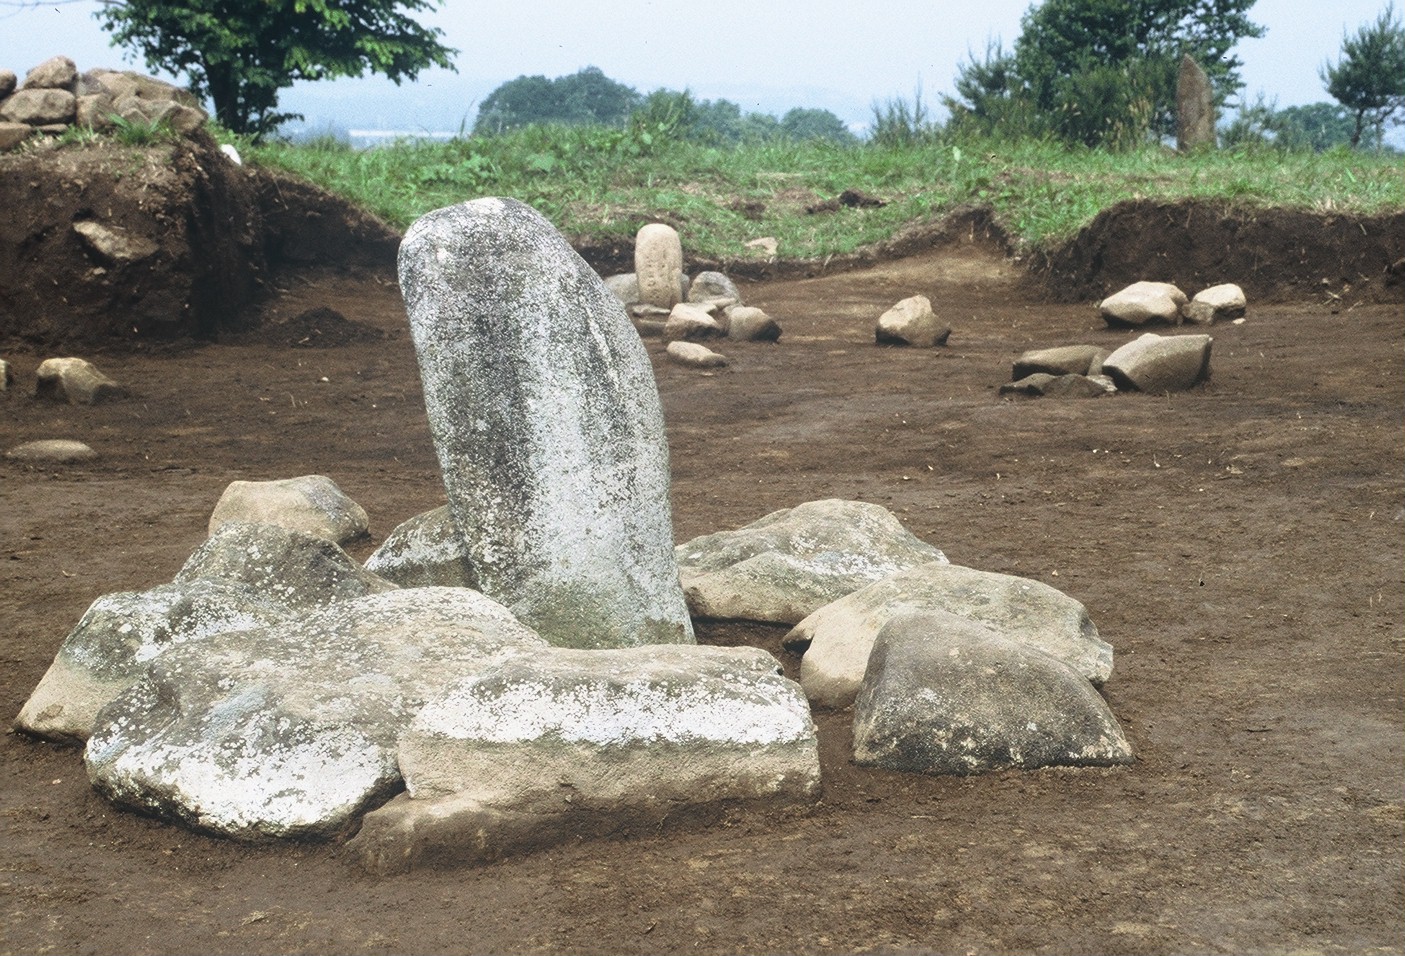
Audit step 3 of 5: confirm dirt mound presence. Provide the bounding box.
[1029,198,1405,305]
[0,133,399,348]
[247,305,386,348]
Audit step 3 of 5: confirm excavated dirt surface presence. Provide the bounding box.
[2,241,1402,955]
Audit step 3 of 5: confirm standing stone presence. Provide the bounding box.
[634,223,685,309]
[1176,54,1216,151]
[399,198,693,650]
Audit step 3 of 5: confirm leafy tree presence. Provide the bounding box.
[1321,3,1405,147]
[96,0,457,140]
[948,0,1265,147]
[474,67,641,134]
[1223,97,1376,151]
[780,107,856,144]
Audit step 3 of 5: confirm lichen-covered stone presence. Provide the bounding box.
[84,588,546,841]
[676,499,947,624]
[16,579,292,744]
[787,561,1114,708]
[175,521,396,611]
[853,611,1134,775]
[364,505,474,588]
[399,198,692,649]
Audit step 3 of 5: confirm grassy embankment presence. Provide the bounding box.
[248,127,1405,261]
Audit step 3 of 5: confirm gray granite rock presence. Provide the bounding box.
[853,611,1134,775]
[666,341,728,368]
[364,505,474,589]
[399,197,692,649]
[1183,283,1246,324]
[16,579,292,744]
[1099,282,1188,327]
[725,306,782,342]
[1012,345,1108,379]
[787,561,1114,708]
[34,357,125,405]
[351,643,818,872]
[676,499,947,625]
[1102,332,1213,393]
[175,521,396,611]
[84,588,546,841]
[875,295,950,347]
[207,475,369,546]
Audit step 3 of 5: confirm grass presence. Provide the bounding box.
[241,128,1405,261]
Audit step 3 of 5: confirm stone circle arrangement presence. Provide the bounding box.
[17,198,1151,874]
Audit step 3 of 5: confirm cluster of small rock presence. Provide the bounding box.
[15,198,1133,872]
[0,56,207,152]
[3,357,126,464]
[1002,280,1244,399]
[604,223,783,370]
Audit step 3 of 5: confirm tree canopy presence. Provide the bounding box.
[472,67,642,134]
[97,0,456,139]
[947,0,1265,147]
[1321,3,1405,147]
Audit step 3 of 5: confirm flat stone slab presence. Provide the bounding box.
[785,561,1114,708]
[5,439,96,463]
[676,499,948,624]
[853,611,1134,776]
[350,643,818,872]
[83,588,546,841]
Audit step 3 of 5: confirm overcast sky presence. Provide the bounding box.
[0,0,1395,133]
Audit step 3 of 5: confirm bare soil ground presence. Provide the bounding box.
[2,239,1402,955]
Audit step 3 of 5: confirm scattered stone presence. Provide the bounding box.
[22,56,78,92]
[219,143,242,165]
[0,88,77,126]
[207,475,370,546]
[34,357,125,404]
[1012,345,1108,379]
[632,317,668,338]
[84,587,547,841]
[1183,283,1246,324]
[664,303,725,341]
[399,197,693,649]
[725,306,782,342]
[852,611,1135,776]
[351,643,818,872]
[73,220,160,264]
[676,499,948,625]
[0,121,31,151]
[113,94,206,134]
[1102,332,1213,393]
[1099,281,1188,327]
[688,271,742,306]
[1000,373,1110,399]
[363,505,473,589]
[0,357,11,390]
[16,579,292,744]
[0,69,15,99]
[786,561,1114,708]
[603,272,640,304]
[745,236,778,258]
[634,223,685,309]
[875,295,950,347]
[175,521,396,612]
[5,439,97,463]
[1176,54,1216,151]
[84,69,202,109]
[666,341,728,368]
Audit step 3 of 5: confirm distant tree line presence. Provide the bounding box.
[472,67,856,144]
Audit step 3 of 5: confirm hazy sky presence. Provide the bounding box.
[0,0,1395,132]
